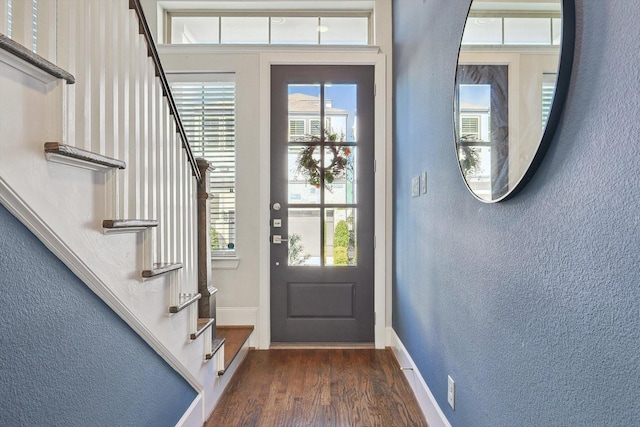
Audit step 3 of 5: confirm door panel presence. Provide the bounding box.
[271,65,374,343]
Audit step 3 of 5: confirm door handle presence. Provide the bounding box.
[271,235,288,244]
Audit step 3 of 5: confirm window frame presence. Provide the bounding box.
[168,73,238,258]
[462,11,562,47]
[165,10,373,46]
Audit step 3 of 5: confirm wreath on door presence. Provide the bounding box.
[295,132,351,191]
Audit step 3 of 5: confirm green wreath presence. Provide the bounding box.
[295,132,352,190]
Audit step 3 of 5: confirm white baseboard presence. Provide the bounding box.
[217,307,258,327]
[217,307,258,347]
[387,327,452,427]
[175,394,203,427]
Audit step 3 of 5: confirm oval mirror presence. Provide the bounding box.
[454,0,575,202]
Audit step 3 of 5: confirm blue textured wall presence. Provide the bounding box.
[392,1,640,426]
[0,204,196,426]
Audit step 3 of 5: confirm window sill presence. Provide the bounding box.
[212,257,240,270]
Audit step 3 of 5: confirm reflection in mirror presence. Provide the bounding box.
[454,0,574,202]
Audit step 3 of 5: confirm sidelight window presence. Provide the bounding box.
[169,74,237,257]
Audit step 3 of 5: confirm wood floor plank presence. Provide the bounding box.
[206,348,428,427]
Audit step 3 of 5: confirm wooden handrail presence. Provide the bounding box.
[0,34,75,84]
[128,0,202,183]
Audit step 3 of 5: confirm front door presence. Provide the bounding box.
[270,65,375,343]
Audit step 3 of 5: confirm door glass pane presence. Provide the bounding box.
[324,146,356,204]
[271,17,318,44]
[324,84,357,142]
[288,84,321,142]
[289,145,321,204]
[288,208,321,266]
[325,208,357,266]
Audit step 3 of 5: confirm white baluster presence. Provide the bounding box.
[34,0,56,62]
[167,120,177,264]
[187,157,194,291]
[8,0,34,49]
[145,73,160,269]
[114,3,132,220]
[177,138,185,284]
[160,103,174,265]
[140,56,152,221]
[148,75,158,223]
[126,9,140,219]
[104,0,119,220]
[90,0,106,155]
[78,0,92,151]
[189,175,197,292]
[184,172,192,292]
[56,0,75,147]
[0,0,8,36]
[155,98,167,264]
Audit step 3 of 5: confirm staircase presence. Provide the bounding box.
[0,0,250,424]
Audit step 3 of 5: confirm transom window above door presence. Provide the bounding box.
[167,12,371,45]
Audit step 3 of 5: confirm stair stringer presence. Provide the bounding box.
[0,50,225,424]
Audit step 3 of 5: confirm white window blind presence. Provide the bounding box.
[461,116,480,139]
[310,119,321,137]
[542,73,557,129]
[31,0,37,52]
[6,0,12,38]
[4,0,39,51]
[169,74,237,256]
[289,119,305,138]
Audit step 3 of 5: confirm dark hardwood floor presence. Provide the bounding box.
[206,348,428,427]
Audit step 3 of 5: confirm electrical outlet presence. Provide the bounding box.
[447,375,455,409]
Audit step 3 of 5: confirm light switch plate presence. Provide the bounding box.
[447,375,455,409]
[421,171,428,194]
[412,176,420,197]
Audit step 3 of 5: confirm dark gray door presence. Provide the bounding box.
[270,65,375,343]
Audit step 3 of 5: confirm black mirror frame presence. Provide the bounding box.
[454,0,576,203]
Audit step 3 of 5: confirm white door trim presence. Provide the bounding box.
[257,50,388,349]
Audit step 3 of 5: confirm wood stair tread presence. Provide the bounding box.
[141,262,182,278]
[44,142,126,171]
[216,325,254,375]
[169,293,201,314]
[103,219,158,230]
[190,318,215,340]
[0,34,75,84]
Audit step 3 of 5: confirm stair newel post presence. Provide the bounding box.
[196,159,217,328]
